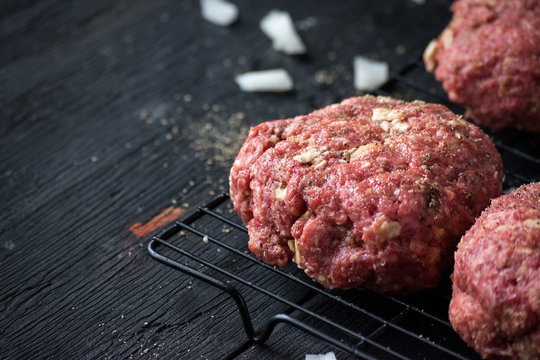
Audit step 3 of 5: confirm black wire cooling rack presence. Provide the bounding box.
[148,57,540,359]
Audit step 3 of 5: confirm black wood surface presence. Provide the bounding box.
[2,1,539,359]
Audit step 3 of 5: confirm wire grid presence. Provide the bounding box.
[148,57,540,359]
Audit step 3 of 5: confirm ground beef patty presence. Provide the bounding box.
[229,95,503,294]
[423,0,540,132]
[449,183,540,359]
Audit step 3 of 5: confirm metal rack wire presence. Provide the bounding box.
[148,57,540,359]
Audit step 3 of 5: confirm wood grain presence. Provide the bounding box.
[1,0,538,359]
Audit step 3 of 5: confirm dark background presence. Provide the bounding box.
[2,1,538,359]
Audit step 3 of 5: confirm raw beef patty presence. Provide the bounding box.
[230,95,503,294]
[450,182,540,359]
[424,0,540,132]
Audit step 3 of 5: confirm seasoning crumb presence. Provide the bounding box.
[189,112,249,168]
[183,94,192,102]
[165,133,173,141]
[90,156,98,163]
[202,235,209,243]
[395,45,406,55]
[315,69,334,85]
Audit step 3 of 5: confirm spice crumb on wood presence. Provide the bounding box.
[129,207,186,237]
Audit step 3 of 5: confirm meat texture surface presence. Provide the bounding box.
[230,95,503,294]
[424,0,540,132]
[450,182,540,359]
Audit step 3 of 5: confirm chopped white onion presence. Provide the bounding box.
[305,352,338,360]
[353,56,390,91]
[235,69,294,92]
[200,0,238,27]
[260,10,307,55]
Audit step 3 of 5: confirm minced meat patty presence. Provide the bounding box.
[423,0,540,132]
[449,182,540,359]
[229,95,503,294]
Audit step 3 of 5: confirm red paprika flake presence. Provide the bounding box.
[129,207,185,237]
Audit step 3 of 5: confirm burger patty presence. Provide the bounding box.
[229,95,503,294]
[449,182,540,359]
[424,0,540,132]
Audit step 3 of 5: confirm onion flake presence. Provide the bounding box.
[200,0,238,27]
[235,69,294,93]
[354,56,389,91]
[260,10,307,55]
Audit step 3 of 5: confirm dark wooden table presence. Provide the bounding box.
[2,1,539,359]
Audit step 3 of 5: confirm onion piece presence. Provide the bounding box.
[260,10,307,55]
[235,69,294,92]
[353,56,390,91]
[305,352,338,360]
[200,0,238,27]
